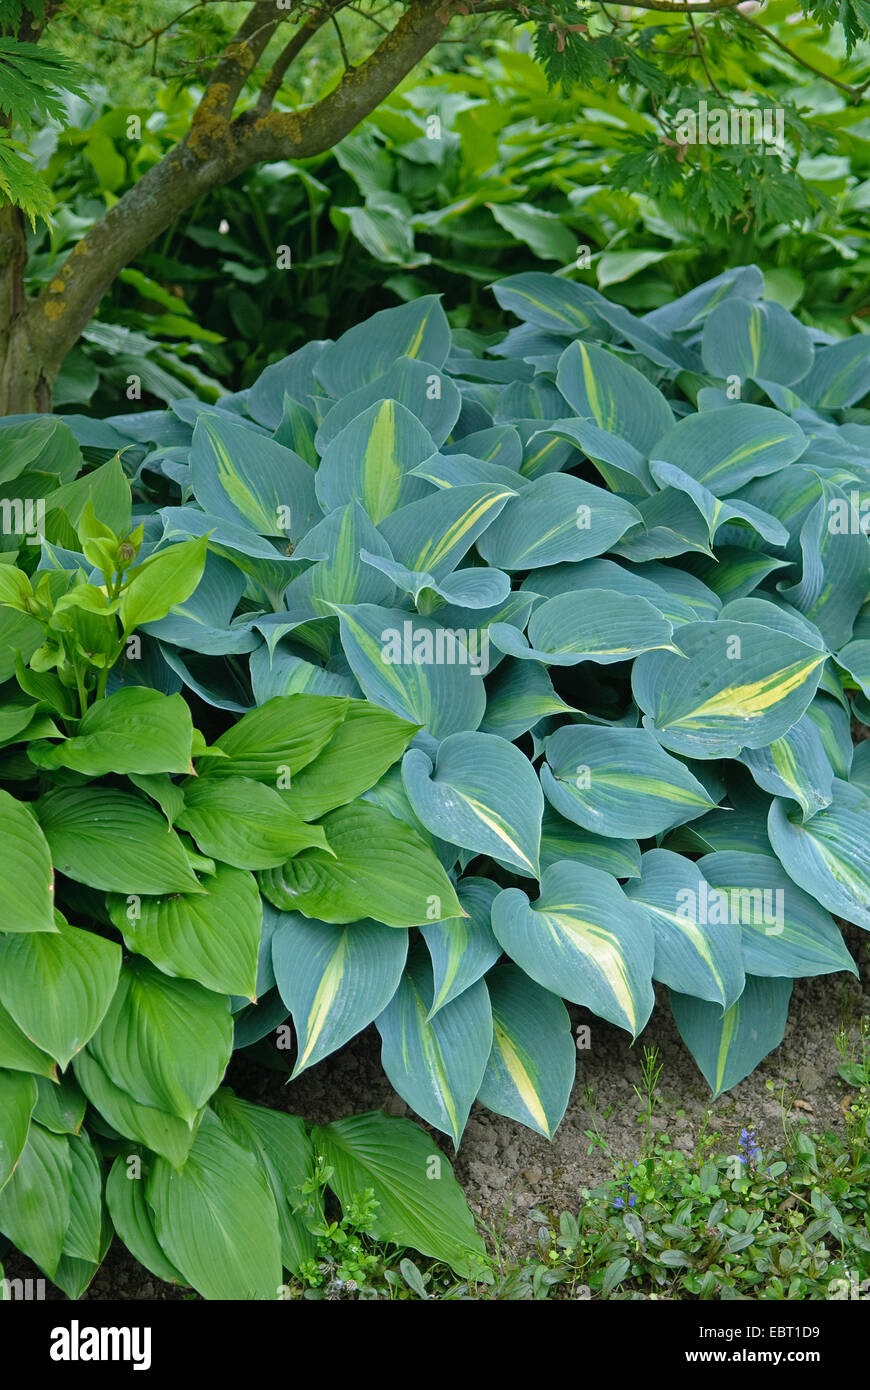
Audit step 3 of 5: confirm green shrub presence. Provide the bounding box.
[0,263,868,1296]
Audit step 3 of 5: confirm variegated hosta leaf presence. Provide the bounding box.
[737,713,834,821]
[314,399,435,523]
[378,482,517,582]
[778,482,870,650]
[701,298,814,387]
[314,356,461,451]
[403,730,543,875]
[836,639,870,700]
[490,588,679,666]
[420,877,502,1017]
[480,659,574,741]
[523,558,699,625]
[375,947,493,1145]
[671,977,792,1099]
[491,862,655,1036]
[314,294,451,398]
[649,403,807,495]
[476,472,641,570]
[555,339,674,454]
[632,621,826,759]
[540,806,641,878]
[491,272,606,335]
[648,459,789,548]
[270,912,408,1076]
[542,724,715,838]
[610,487,714,563]
[190,413,319,541]
[768,782,870,931]
[624,850,744,1008]
[477,965,575,1139]
[330,603,487,738]
[359,549,511,611]
[796,334,870,409]
[287,501,396,613]
[698,850,857,979]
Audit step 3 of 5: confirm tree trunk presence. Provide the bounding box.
[0,205,50,413]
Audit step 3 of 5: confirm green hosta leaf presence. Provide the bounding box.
[118,535,209,632]
[32,1074,86,1136]
[540,806,641,878]
[0,1069,37,1193]
[624,850,744,1008]
[87,959,233,1125]
[0,1122,70,1278]
[107,863,262,999]
[197,693,348,783]
[650,404,807,495]
[314,399,434,522]
[313,1110,486,1275]
[491,589,679,666]
[63,1130,102,1265]
[556,340,673,452]
[0,998,56,1078]
[316,295,450,397]
[331,604,487,738]
[738,713,834,820]
[37,786,203,895]
[477,964,574,1139]
[259,801,463,927]
[375,947,492,1144]
[671,976,792,1098]
[633,621,826,759]
[285,701,418,820]
[701,299,814,387]
[768,782,870,931]
[175,776,329,868]
[0,916,121,1069]
[420,876,502,1017]
[0,788,55,933]
[491,862,655,1036]
[476,473,641,570]
[210,1090,318,1275]
[106,1156,185,1287]
[542,724,714,838]
[402,731,543,875]
[271,911,408,1075]
[73,1049,198,1168]
[699,850,856,978]
[32,688,194,777]
[146,1109,282,1300]
[488,201,577,262]
[190,414,319,540]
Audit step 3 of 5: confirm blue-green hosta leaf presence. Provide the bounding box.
[491,862,654,1036]
[650,404,807,495]
[480,659,574,740]
[542,724,715,838]
[271,912,408,1075]
[701,299,814,387]
[491,272,606,334]
[768,782,870,931]
[146,1109,281,1300]
[247,340,328,427]
[376,947,492,1145]
[249,643,358,703]
[644,266,764,335]
[534,417,654,493]
[444,425,522,470]
[556,340,674,453]
[88,959,232,1125]
[314,400,435,523]
[698,850,856,979]
[477,964,575,1139]
[836,640,870,699]
[476,473,641,570]
[688,548,791,605]
[315,295,450,398]
[717,596,827,651]
[624,850,744,1008]
[670,976,792,1099]
[648,459,789,548]
[378,482,516,581]
[313,1110,486,1275]
[190,413,319,540]
[796,336,870,409]
[0,788,55,933]
[591,299,702,372]
[491,589,679,666]
[409,449,527,494]
[315,357,461,451]
[360,550,511,610]
[540,806,641,878]
[0,916,121,1070]
[258,801,463,927]
[633,621,826,759]
[0,1121,71,1278]
[331,603,487,738]
[0,1070,37,1194]
[610,488,715,562]
[737,714,834,820]
[420,877,502,1016]
[141,553,259,657]
[107,864,262,1000]
[402,731,543,876]
[523,558,699,625]
[778,483,870,650]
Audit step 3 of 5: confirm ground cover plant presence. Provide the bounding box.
[0,263,868,1297]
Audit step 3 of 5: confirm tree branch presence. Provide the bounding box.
[736,13,870,100]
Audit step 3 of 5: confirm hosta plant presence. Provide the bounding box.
[1,262,869,1292]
